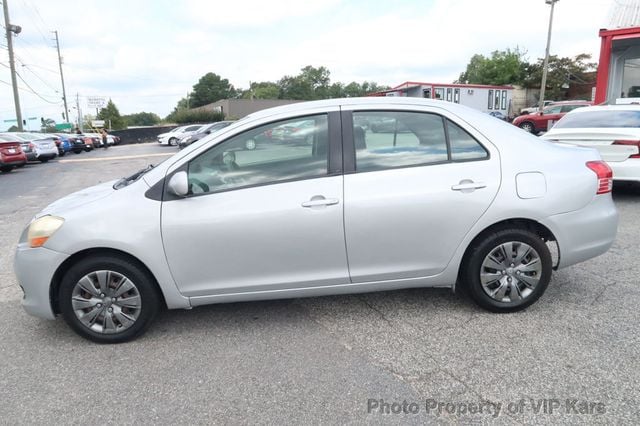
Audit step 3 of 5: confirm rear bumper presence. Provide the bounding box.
[0,158,27,166]
[547,194,618,269]
[14,243,69,320]
[609,158,640,182]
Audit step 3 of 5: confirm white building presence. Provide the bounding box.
[373,81,514,117]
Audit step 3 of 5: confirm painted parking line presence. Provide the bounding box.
[59,152,174,163]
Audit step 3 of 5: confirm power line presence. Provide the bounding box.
[14,70,61,104]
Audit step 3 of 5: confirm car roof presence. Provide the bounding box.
[243,96,474,121]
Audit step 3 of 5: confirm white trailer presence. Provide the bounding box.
[374,81,514,118]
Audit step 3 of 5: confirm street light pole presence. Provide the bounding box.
[539,0,559,112]
[2,0,24,131]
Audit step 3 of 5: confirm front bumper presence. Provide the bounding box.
[547,194,618,269]
[14,243,69,320]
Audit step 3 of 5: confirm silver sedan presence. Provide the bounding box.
[14,98,618,343]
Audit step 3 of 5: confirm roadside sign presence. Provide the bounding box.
[91,120,105,128]
[55,123,73,130]
[87,96,107,109]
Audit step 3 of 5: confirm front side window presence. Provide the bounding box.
[543,105,562,114]
[187,114,328,194]
[488,90,494,109]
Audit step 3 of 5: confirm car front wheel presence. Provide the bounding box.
[59,255,161,343]
[168,138,177,146]
[518,122,535,133]
[462,228,552,312]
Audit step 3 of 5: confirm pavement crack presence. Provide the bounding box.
[358,296,393,326]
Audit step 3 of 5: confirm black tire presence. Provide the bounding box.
[0,166,13,173]
[73,149,82,154]
[461,228,552,313]
[518,121,535,133]
[59,151,66,157]
[168,138,177,146]
[39,158,49,163]
[59,255,161,343]
[84,147,92,152]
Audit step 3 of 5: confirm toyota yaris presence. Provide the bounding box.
[14,98,618,343]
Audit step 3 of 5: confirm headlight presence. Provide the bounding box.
[27,216,65,248]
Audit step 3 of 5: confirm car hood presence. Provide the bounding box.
[37,180,117,218]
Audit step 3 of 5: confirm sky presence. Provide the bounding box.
[0,0,615,129]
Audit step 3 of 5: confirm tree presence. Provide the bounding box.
[97,99,125,129]
[278,65,331,100]
[189,72,237,108]
[456,48,527,86]
[241,81,280,99]
[122,112,161,127]
[522,53,597,100]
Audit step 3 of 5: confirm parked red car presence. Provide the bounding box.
[0,134,27,173]
[512,101,592,134]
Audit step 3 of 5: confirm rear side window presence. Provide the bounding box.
[352,111,487,172]
[448,120,488,161]
[554,110,640,128]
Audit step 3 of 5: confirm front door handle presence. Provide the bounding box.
[451,180,486,192]
[302,196,339,208]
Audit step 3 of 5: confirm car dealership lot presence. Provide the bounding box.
[0,143,638,423]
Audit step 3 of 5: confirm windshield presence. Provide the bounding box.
[554,110,640,128]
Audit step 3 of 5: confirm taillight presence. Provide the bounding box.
[586,161,613,194]
[612,140,640,158]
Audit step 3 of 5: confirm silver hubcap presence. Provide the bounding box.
[480,241,542,303]
[71,270,142,334]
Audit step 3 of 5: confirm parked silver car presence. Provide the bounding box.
[3,132,58,162]
[14,98,618,343]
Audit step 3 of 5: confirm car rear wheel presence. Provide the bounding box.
[59,255,161,343]
[518,121,535,133]
[0,166,13,173]
[39,158,49,163]
[462,228,552,312]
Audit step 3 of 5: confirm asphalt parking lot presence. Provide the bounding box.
[0,143,638,424]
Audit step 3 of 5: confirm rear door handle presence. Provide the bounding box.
[302,196,339,208]
[451,180,486,191]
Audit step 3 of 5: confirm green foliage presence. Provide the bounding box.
[170,109,225,124]
[189,73,237,108]
[97,99,125,130]
[122,111,161,127]
[278,65,331,100]
[168,67,389,118]
[241,82,280,99]
[456,49,597,100]
[521,54,597,99]
[456,48,527,86]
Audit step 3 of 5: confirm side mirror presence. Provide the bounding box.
[167,171,189,197]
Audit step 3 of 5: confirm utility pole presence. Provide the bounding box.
[76,92,83,132]
[539,0,559,112]
[2,0,24,131]
[52,30,69,123]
